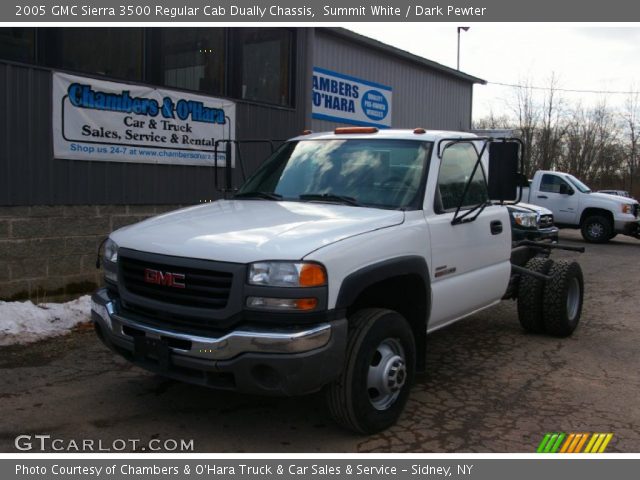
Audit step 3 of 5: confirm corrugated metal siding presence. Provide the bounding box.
[232,29,310,186]
[311,30,473,132]
[0,30,307,206]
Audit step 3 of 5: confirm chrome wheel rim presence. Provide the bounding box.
[588,223,604,238]
[367,338,406,411]
[567,277,580,321]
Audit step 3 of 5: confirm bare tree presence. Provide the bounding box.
[535,74,566,171]
[472,109,511,130]
[510,78,539,177]
[473,75,629,189]
[563,101,619,184]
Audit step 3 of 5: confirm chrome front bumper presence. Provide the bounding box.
[91,291,332,361]
[91,288,347,395]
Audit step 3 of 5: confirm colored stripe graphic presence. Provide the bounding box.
[536,433,552,453]
[537,433,565,453]
[598,433,614,453]
[550,433,565,453]
[560,433,576,453]
[584,433,599,453]
[537,433,613,453]
[574,433,589,453]
[563,433,586,453]
[584,433,614,453]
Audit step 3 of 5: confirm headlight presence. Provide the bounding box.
[511,211,538,228]
[103,238,119,263]
[248,261,327,287]
[621,204,633,214]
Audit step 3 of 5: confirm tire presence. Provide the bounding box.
[517,257,554,333]
[581,215,612,243]
[542,260,584,337]
[326,308,415,434]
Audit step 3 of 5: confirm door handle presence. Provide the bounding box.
[537,195,548,199]
[490,220,503,235]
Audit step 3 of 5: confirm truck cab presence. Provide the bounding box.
[92,128,585,433]
[526,170,640,243]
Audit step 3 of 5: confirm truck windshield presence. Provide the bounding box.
[237,139,432,209]
[565,174,592,193]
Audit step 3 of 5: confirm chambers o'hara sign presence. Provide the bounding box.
[52,72,236,167]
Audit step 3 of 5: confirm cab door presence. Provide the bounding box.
[425,142,512,331]
[533,173,579,225]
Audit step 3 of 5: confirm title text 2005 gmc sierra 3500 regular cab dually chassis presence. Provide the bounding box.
[92,128,585,433]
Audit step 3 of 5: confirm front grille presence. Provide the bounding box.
[120,255,233,310]
[120,302,231,336]
[634,204,639,218]
[538,214,554,229]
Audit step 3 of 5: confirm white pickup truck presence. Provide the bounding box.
[92,128,585,433]
[524,170,640,243]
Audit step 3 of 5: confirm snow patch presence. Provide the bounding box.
[0,295,91,346]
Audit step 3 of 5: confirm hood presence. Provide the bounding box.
[589,192,639,205]
[111,200,405,263]
[509,202,553,215]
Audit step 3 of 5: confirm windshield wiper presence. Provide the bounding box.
[299,193,361,206]
[233,191,282,201]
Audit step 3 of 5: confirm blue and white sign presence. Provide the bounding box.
[311,67,392,128]
[53,72,235,166]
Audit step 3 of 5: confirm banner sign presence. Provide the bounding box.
[311,67,392,128]
[6,1,640,22]
[4,458,640,480]
[53,72,235,166]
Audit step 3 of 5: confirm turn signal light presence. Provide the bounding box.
[295,298,318,311]
[334,127,379,134]
[299,263,327,287]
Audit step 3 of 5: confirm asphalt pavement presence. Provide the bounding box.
[1,230,638,453]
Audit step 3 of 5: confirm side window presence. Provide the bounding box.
[436,143,488,212]
[540,174,568,193]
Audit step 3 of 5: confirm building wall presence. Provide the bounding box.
[0,29,310,301]
[0,29,308,207]
[0,204,187,301]
[311,30,474,132]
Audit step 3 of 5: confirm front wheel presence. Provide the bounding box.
[581,215,612,243]
[326,308,415,434]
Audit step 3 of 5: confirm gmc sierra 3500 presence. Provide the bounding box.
[92,128,585,433]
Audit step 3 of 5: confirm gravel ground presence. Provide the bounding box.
[1,230,638,453]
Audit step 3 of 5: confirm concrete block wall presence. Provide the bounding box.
[0,205,184,302]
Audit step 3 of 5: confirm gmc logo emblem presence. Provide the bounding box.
[143,268,186,289]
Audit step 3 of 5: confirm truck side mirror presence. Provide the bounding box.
[487,142,519,202]
[559,184,574,195]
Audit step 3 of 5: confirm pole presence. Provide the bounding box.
[457,29,461,70]
[457,27,469,70]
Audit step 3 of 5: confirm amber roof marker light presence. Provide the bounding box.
[334,127,379,134]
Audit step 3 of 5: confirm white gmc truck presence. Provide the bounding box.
[92,128,585,433]
[524,170,640,243]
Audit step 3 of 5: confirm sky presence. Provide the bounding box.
[348,25,640,122]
